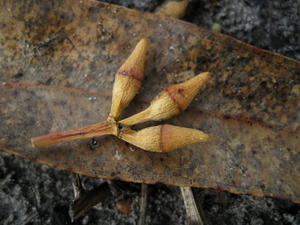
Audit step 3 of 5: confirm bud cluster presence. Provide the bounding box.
[31,39,211,152]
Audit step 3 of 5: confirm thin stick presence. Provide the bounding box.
[31,120,116,147]
[70,181,111,221]
[180,187,205,225]
[138,183,148,225]
[72,174,84,200]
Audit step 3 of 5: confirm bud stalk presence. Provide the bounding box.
[31,121,117,147]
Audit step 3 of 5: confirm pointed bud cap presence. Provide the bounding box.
[165,72,210,111]
[117,38,148,81]
[119,124,209,152]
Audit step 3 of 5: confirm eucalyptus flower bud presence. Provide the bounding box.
[109,39,148,121]
[120,72,210,126]
[155,0,190,19]
[119,124,209,152]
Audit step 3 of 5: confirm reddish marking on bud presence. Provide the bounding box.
[177,88,184,94]
[165,87,184,111]
[117,68,142,81]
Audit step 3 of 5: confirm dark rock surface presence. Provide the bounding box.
[185,0,300,60]
[1,0,299,224]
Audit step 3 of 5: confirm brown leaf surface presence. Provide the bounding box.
[0,0,299,202]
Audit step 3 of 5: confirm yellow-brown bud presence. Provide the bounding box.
[109,39,148,121]
[119,124,209,152]
[120,72,210,126]
[155,0,190,19]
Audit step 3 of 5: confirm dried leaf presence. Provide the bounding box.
[0,0,299,202]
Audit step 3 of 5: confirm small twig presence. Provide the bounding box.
[138,183,148,225]
[180,187,205,225]
[72,174,84,200]
[193,190,210,225]
[69,180,111,221]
